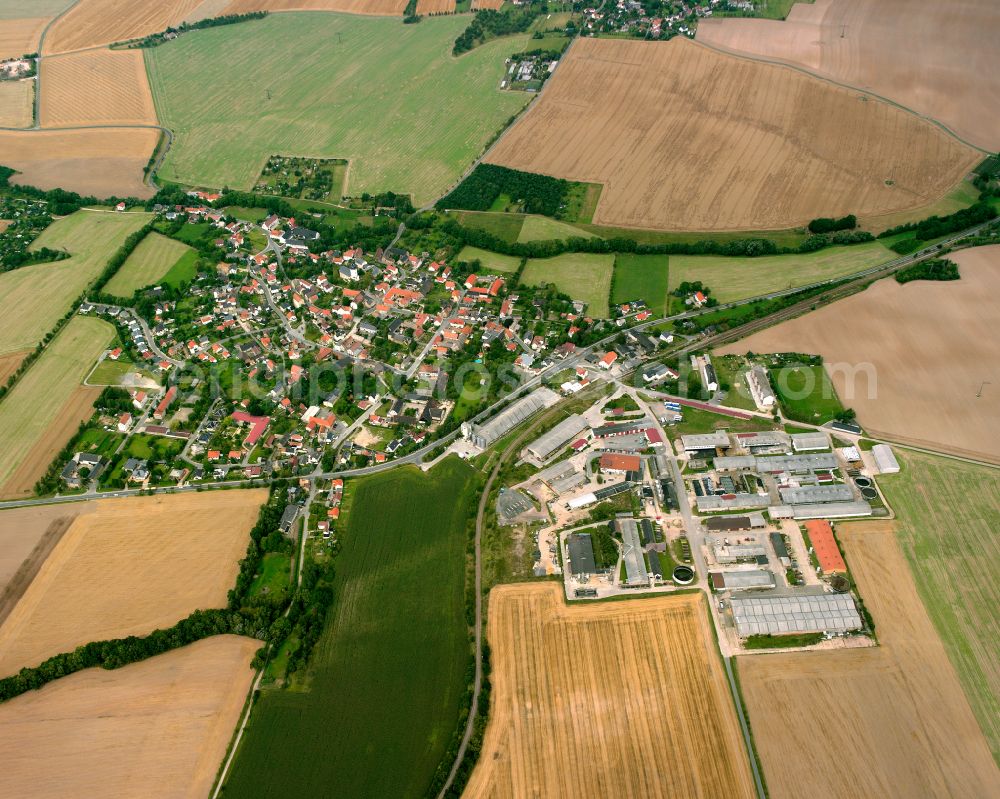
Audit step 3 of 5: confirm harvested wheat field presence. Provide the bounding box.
[416,0,455,13]
[0,635,258,799]
[223,0,408,15]
[486,37,979,232]
[0,350,27,384]
[738,522,999,797]
[184,0,233,23]
[0,17,47,61]
[0,489,267,677]
[471,0,504,8]
[698,0,1000,151]
[40,48,156,127]
[718,245,1000,461]
[0,79,32,128]
[464,584,756,799]
[0,128,158,198]
[43,0,204,54]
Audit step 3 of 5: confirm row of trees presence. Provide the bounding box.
[807,214,856,234]
[878,201,997,242]
[437,164,571,217]
[127,11,268,48]
[453,9,539,55]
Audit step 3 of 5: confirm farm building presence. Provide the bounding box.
[791,432,829,452]
[697,493,769,512]
[593,421,650,438]
[756,453,838,473]
[461,387,559,448]
[682,431,730,454]
[616,518,648,587]
[713,543,767,564]
[567,533,597,576]
[705,514,766,533]
[779,484,855,505]
[733,431,788,453]
[769,532,790,567]
[746,365,775,409]
[714,455,757,472]
[536,460,586,494]
[730,594,862,637]
[787,501,872,520]
[710,570,776,591]
[525,414,588,461]
[872,443,900,474]
[804,520,847,573]
[599,453,641,475]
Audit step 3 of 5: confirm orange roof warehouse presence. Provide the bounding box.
[805,520,847,573]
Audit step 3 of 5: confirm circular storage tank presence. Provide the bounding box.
[855,477,872,488]
[672,565,695,585]
[861,487,878,500]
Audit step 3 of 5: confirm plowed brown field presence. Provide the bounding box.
[0,635,258,799]
[0,79,32,127]
[0,489,267,677]
[698,0,1000,151]
[0,128,158,198]
[40,48,157,127]
[486,37,979,232]
[738,522,999,798]
[0,17,46,60]
[223,0,408,15]
[717,245,1000,462]
[464,584,756,799]
[43,0,204,54]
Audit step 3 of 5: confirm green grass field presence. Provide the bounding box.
[456,245,521,273]
[224,458,477,798]
[521,253,614,316]
[0,210,151,356]
[0,315,115,493]
[517,214,601,243]
[877,450,1000,764]
[611,253,669,315]
[102,231,193,298]
[755,0,812,19]
[770,364,845,424]
[668,241,894,304]
[147,13,531,203]
[451,210,525,243]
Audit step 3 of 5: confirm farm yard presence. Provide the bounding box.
[697,0,1000,151]
[669,241,893,304]
[223,459,475,798]
[0,128,160,198]
[486,37,979,231]
[0,209,152,356]
[718,245,1000,461]
[102,231,194,298]
[42,0,205,54]
[878,451,1000,760]
[465,585,756,799]
[612,253,669,315]
[222,0,408,14]
[738,523,999,797]
[0,79,32,128]
[146,13,530,203]
[40,48,157,127]
[0,635,259,799]
[0,315,114,499]
[0,490,267,677]
[520,253,614,316]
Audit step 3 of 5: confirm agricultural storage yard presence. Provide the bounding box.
[718,245,1000,461]
[698,0,1000,151]
[465,584,756,798]
[223,460,475,797]
[222,0,408,14]
[146,13,529,202]
[878,451,1000,760]
[40,48,157,127]
[42,0,204,54]
[0,79,32,128]
[486,37,978,231]
[520,253,614,317]
[0,490,267,676]
[0,635,258,799]
[0,209,151,356]
[739,523,999,797]
[0,316,113,499]
[669,241,892,303]
[0,128,160,198]
[102,231,194,298]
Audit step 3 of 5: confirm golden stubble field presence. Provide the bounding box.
[464,584,756,799]
[0,635,258,799]
[40,48,157,127]
[43,0,205,54]
[698,0,1000,151]
[0,490,267,677]
[222,0,408,14]
[0,128,159,198]
[738,522,999,797]
[0,79,33,128]
[718,245,1000,462]
[486,37,979,232]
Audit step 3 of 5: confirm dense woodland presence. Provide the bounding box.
[437,164,571,217]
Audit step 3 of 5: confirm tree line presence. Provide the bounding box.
[453,8,539,55]
[895,257,959,284]
[878,201,997,242]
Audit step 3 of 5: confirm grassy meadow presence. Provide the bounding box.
[517,214,600,243]
[0,210,151,355]
[668,241,894,304]
[102,231,193,298]
[521,253,614,316]
[878,450,1000,764]
[147,13,531,203]
[612,253,669,315]
[770,363,845,424]
[456,245,521,273]
[223,458,477,798]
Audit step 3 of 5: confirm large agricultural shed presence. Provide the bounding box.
[461,387,558,448]
[730,594,862,637]
[524,414,588,461]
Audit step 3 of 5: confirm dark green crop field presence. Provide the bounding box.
[223,458,477,798]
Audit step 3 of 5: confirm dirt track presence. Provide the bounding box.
[698,0,1000,151]
[738,522,999,797]
[464,584,756,799]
